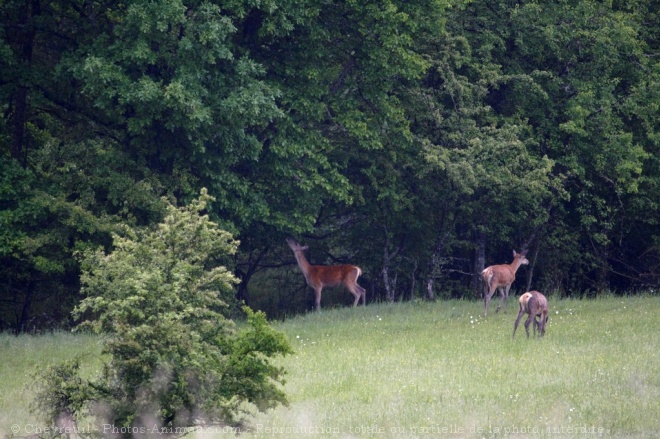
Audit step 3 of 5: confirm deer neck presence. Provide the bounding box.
[293,250,313,279]
[510,258,523,273]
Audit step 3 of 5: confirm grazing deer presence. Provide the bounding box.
[513,291,549,338]
[482,250,529,316]
[286,238,366,311]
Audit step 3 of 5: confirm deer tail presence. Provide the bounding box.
[482,267,493,285]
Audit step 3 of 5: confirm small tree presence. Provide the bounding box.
[32,188,292,435]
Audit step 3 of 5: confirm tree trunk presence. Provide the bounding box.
[382,247,395,302]
[425,229,452,300]
[426,256,437,300]
[409,258,418,300]
[10,0,40,166]
[16,285,34,334]
[525,245,539,292]
[381,227,401,303]
[235,246,270,306]
[471,230,486,296]
[425,205,452,300]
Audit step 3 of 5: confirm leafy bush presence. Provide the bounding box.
[32,189,292,434]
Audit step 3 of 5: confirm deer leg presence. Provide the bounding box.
[505,285,512,311]
[524,315,533,338]
[354,270,367,306]
[357,284,366,306]
[484,283,495,317]
[348,286,360,307]
[314,287,322,311]
[513,306,525,339]
[539,314,547,337]
[496,287,506,313]
[347,272,366,307]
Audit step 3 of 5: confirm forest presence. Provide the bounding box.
[1,0,659,332]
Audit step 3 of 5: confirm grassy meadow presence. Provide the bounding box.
[1,295,658,438]
[0,331,104,437]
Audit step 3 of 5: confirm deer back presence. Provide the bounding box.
[309,264,360,287]
[528,291,548,316]
[483,250,529,287]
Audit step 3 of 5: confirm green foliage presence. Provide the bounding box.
[0,137,165,331]
[30,359,96,429]
[32,189,292,432]
[1,0,659,327]
[442,0,660,292]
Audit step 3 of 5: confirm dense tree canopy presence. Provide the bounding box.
[1,0,658,330]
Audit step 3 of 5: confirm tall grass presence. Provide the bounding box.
[1,296,658,438]
[241,296,659,439]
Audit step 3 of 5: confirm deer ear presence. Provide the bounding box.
[302,245,309,251]
[513,250,517,257]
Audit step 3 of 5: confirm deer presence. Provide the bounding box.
[513,291,549,338]
[482,249,529,317]
[286,238,366,311]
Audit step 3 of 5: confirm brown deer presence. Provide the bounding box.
[482,250,529,316]
[513,291,549,338]
[286,238,366,311]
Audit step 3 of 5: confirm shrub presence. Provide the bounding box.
[32,189,292,435]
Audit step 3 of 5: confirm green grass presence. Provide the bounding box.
[0,331,104,437]
[1,296,658,438]
[244,296,659,439]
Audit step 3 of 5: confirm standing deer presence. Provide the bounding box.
[513,291,549,338]
[482,250,529,316]
[286,238,366,311]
